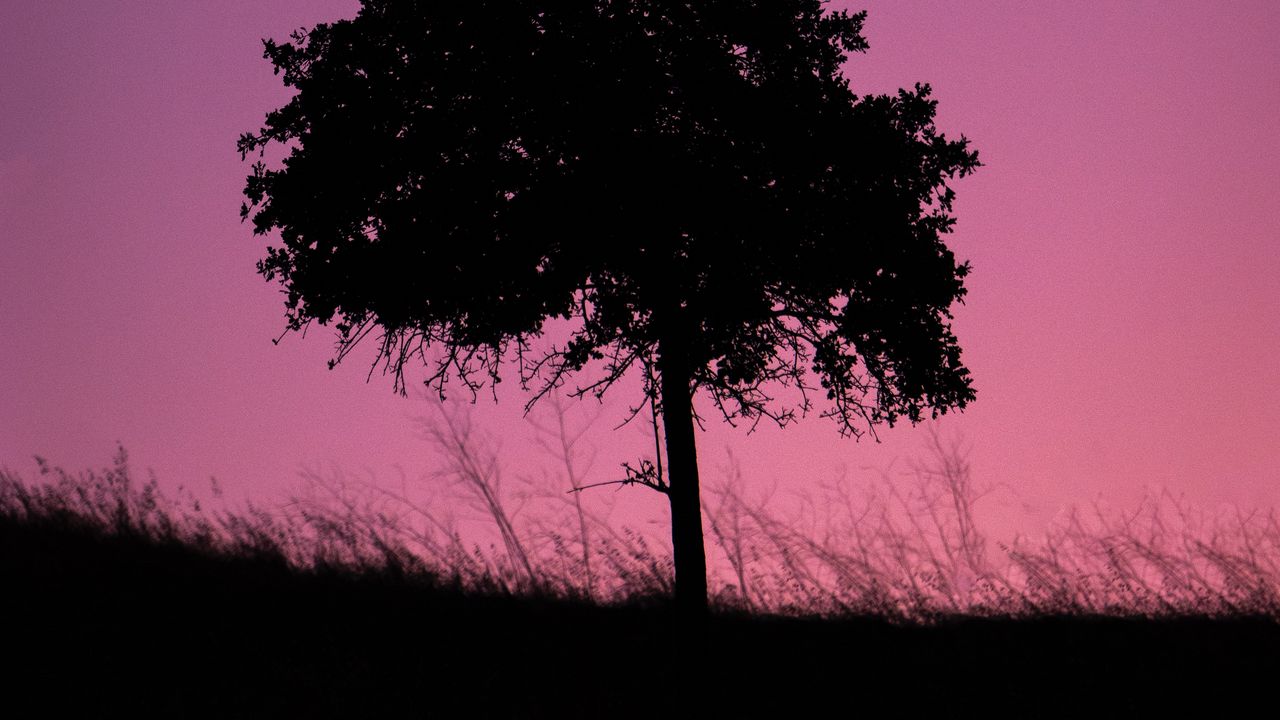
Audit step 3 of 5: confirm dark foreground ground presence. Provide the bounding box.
[4,515,1278,718]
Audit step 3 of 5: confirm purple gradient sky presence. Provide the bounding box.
[3,1,1278,540]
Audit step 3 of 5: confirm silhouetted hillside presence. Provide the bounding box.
[4,476,1278,718]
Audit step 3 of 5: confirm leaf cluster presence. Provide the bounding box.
[239,0,979,436]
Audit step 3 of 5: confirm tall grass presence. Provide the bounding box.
[4,408,1279,621]
[699,438,1280,619]
[0,445,426,579]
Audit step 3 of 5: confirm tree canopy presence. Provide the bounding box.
[240,0,979,612]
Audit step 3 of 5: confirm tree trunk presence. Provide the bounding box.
[658,334,708,615]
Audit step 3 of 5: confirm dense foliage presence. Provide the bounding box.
[239,1,979,609]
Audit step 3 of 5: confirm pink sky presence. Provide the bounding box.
[2,1,1278,542]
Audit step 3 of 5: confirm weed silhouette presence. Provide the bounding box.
[4,425,1278,716]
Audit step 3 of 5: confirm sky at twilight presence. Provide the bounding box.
[2,0,1277,542]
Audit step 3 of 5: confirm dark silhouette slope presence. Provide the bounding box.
[4,505,1278,718]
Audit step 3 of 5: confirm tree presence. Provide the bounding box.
[239,0,979,614]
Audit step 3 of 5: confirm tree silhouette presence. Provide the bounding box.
[239,0,979,613]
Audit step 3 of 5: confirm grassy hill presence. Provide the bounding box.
[4,450,1278,717]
